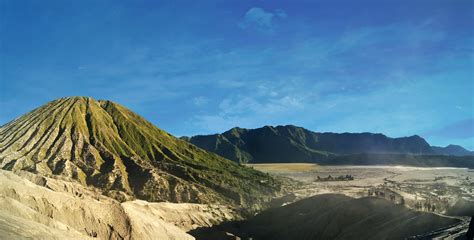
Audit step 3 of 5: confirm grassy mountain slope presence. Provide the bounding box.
[0,97,281,207]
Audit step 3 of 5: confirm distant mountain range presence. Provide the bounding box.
[0,97,281,208]
[432,144,474,156]
[184,125,474,167]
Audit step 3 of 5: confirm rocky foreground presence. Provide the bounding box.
[0,169,237,239]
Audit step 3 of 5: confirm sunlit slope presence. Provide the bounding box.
[0,97,280,206]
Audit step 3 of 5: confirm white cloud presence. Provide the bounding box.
[239,7,287,33]
[192,94,305,133]
[275,9,287,19]
[216,79,246,88]
[192,96,209,106]
[218,95,303,116]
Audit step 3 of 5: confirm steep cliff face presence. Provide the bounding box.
[187,125,434,164]
[0,97,281,207]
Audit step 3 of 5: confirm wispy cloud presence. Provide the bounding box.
[192,93,307,133]
[3,1,472,149]
[186,21,472,139]
[192,96,209,107]
[239,7,287,33]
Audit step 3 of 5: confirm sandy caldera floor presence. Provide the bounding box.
[0,169,237,240]
[248,164,474,216]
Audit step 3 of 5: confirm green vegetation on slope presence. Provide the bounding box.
[0,97,281,208]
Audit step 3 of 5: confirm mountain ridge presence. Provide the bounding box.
[184,125,474,165]
[432,144,474,156]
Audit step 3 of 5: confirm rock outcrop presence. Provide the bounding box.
[0,169,237,239]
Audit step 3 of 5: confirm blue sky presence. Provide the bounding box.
[1,0,473,149]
